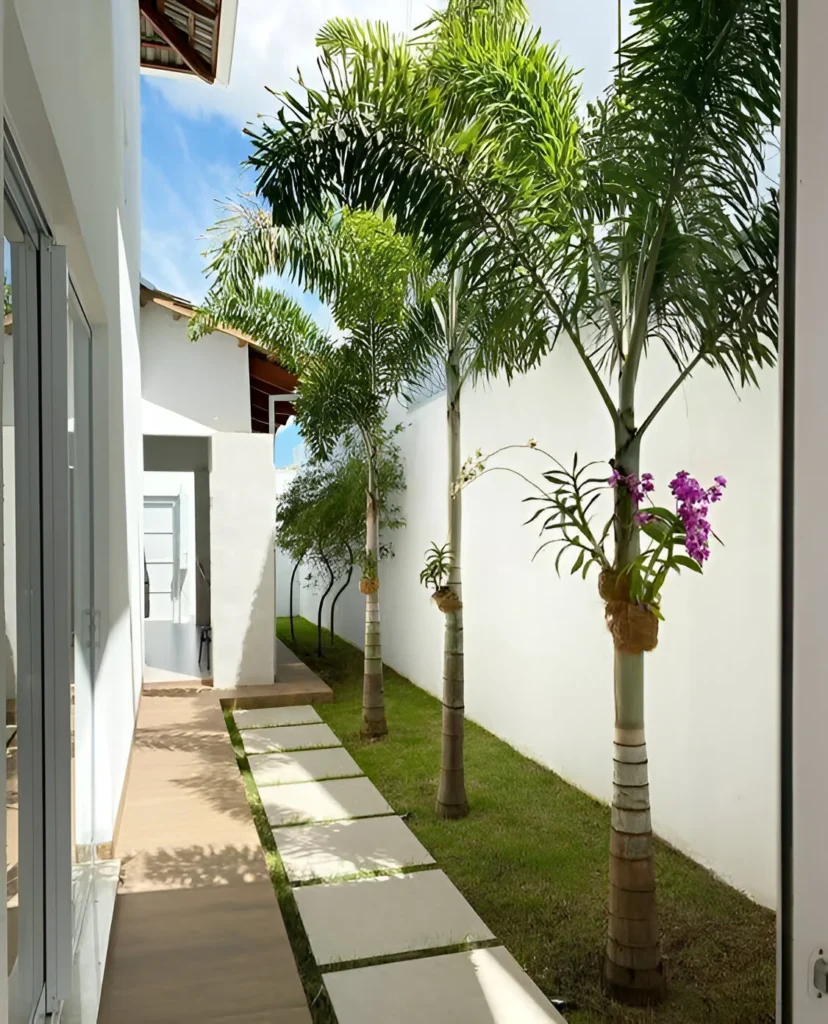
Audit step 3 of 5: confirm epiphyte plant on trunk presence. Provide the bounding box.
[190,210,417,740]
[420,542,460,614]
[459,445,727,649]
[243,0,779,1003]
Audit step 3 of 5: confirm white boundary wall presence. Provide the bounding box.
[302,342,779,908]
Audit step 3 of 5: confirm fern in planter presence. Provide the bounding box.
[420,543,461,613]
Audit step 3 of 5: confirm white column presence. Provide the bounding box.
[209,433,276,687]
[782,0,828,1018]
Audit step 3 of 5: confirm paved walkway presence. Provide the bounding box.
[237,703,568,1024]
[98,685,322,1023]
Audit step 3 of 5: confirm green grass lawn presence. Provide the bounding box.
[274,616,775,1024]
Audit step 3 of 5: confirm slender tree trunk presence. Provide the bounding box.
[362,453,387,738]
[436,338,468,818]
[604,429,665,1005]
[317,550,335,657]
[330,544,354,645]
[289,558,301,646]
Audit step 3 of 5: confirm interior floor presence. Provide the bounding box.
[143,622,211,683]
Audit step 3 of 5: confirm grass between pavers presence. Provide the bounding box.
[225,706,504,1024]
[223,708,338,1024]
[278,615,776,1024]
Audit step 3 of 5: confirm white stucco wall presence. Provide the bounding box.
[210,433,276,687]
[307,344,780,908]
[140,301,252,434]
[7,0,144,842]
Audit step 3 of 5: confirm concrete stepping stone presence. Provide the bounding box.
[249,747,362,789]
[294,869,494,966]
[261,777,394,827]
[234,705,322,729]
[241,723,341,755]
[324,946,567,1024]
[275,816,435,883]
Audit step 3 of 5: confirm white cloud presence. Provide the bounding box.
[144,0,628,130]
[142,161,244,301]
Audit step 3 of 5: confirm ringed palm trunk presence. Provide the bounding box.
[436,352,468,819]
[604,430,665,1005]
[330,544,354,644]
[362,456,387,739]
[289,558,302,646]
[317,549,335,657]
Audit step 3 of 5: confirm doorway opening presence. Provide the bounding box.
[143,470,210,683]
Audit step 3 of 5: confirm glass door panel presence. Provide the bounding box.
[68,294,95,946]
[144,498,179,621]
[4,196,46,1023]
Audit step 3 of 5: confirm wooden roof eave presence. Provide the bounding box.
[139,0,216,84]
[142,287,262,352]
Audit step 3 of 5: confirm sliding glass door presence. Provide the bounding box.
[3,133,97,1020]
[4,173,46,1024]
[68,292,96,947]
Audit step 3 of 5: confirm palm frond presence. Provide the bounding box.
[188,285,327,373]
[202,196,345,300]
[236,0,778,448]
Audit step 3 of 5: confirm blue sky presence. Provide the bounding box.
[140,1,629,465]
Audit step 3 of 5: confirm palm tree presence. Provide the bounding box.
[275,439,405,654]
[200,193,543,814]
[236,0,779,1003]
[190,211,421,739]
[412,267,547,818]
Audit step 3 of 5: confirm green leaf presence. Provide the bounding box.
[641,520,671,543]
[570,550,585,574]
[652,566,669,595]
[672,554,703,573]
[628,562,643,602]
[645,507,683,528]
[453,117,484,153]
[523,506,548,526]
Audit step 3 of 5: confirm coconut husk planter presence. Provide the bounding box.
[598,569,630,603]
[359,577,379,595]
[606,600,659,655]
[433,587,463,614]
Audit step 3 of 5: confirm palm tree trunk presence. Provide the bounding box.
[289,558,301,646]
[317,549,335,656]
[436,343,468,818]
[603,432,664,1005]
[362,454,387,739]
[330,544,354,644]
